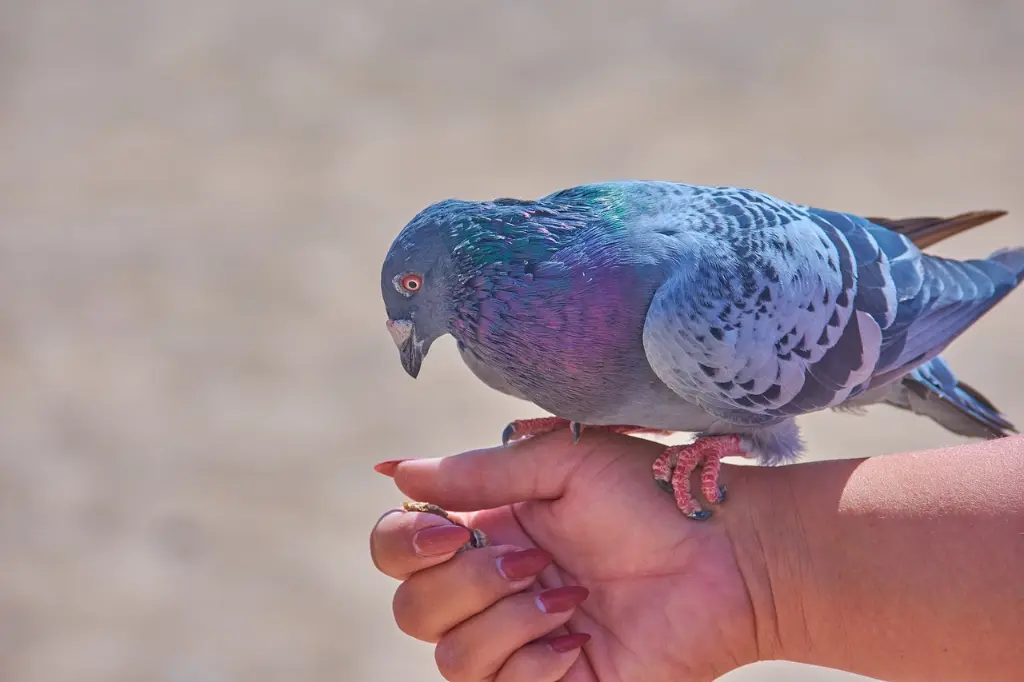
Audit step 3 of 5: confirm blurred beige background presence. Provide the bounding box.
[1,2,1022,681]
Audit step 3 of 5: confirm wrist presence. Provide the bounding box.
[720,462,813,665]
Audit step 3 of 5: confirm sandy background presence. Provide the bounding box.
[1,2,1022,681]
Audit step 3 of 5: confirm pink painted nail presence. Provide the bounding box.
[373,459,409,476]
[536,586,589,614]
[496,548,552,581]
[412,525,470,556]
[548,632,591,653]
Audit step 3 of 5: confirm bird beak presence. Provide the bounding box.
[386,318,423,378]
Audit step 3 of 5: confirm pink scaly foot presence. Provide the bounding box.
[501,417,574,446]
[651,435,743,520]
[501,418,673,447]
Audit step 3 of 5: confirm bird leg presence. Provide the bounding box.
[501,417,672,447]
[501,417,575,445]
[651,435,742,521]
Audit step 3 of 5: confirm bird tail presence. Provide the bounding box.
[864,245,1024,392]
[867,210,1008,249]
[987,246,1024,280]
[889,357,1016,439]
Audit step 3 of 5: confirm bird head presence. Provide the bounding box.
[380,201,462,378]
[381,194,585,378]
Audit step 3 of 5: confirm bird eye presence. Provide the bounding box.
[398,273,423,294]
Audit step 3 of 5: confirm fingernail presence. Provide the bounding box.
[374,459,409,476]
[536,585,589,614]
[548,632,591,653]
[412,525,471,556]
[496,548,552,581]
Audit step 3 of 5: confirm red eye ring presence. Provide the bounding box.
[400,273,423,292]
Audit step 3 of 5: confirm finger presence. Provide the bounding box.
[370,509,473,580]
[393,544,553,642]
[433,585,590,682]
[496,633,590,682]
[388,430,609,511]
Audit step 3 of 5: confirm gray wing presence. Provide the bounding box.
[641,187,1024,426]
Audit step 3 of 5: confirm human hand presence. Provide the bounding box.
[370,430,764,682]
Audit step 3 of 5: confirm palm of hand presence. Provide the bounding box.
[463,436,757,682]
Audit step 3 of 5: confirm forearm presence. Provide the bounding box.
[726,437,1024,681]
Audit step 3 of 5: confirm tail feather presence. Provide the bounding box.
[895,358,1016,439]
[835,359,1016,439]
[857,214,1021,438]
[988,247,1024,279]
[868,210,1008,249]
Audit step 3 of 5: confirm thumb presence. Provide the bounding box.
[386,431,590,511]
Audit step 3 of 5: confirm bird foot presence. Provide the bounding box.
[501,418,673,447]
[402,501,489,552]
[651,435,742,520]
[501,417,576,446]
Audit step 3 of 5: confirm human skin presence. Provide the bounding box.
[369,431,1024,682]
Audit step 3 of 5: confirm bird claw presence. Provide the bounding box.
[501,423,516,447]
[651,435,740,520]
[500,417,575,447]
[654,480,726,508]
[501,417,660,448]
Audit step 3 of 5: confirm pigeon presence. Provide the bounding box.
[380,181,1021,519]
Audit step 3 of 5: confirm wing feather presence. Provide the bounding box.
[641,187,1023,424]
